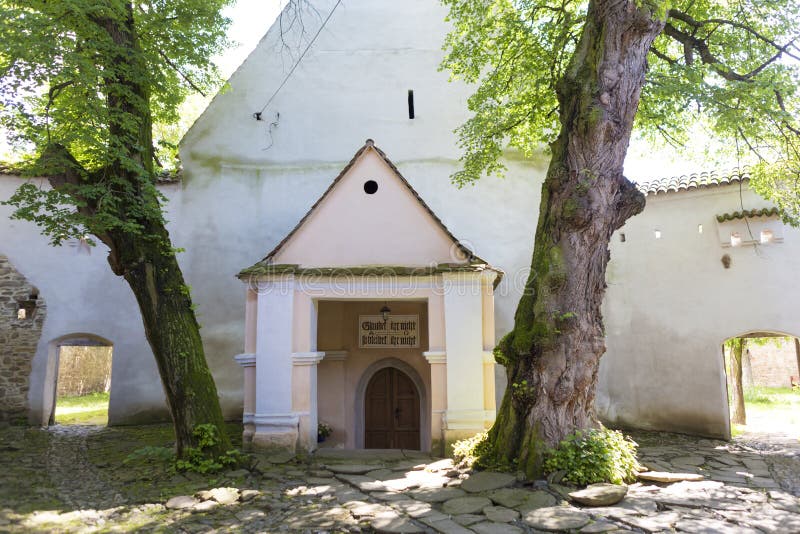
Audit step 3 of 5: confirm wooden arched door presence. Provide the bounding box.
[365,367,420,449]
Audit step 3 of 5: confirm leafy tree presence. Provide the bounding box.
[443,0,800,476]
[0,0,234,457]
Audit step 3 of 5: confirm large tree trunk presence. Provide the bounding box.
[43,2,230,457]
[729,338,747,426]
[118,230,231,457]
[487,1,664,477]
[104,3,230,458]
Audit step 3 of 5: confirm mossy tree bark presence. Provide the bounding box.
[488,1,665,477]
[729,338,747,426]
[40,3,230,457]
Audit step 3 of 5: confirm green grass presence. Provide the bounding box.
[738,386,800,431]
[54,391,109,425]
[744,386,800,406]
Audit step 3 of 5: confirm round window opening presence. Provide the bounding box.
[364,180,379,194]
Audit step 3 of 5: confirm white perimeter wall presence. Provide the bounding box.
[599,185,800,437]
[2,0,799,436]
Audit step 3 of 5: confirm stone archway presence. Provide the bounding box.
[354,358,429,451]
[721,330,800,438]
[0,254,46,423]
[43,333,113,426]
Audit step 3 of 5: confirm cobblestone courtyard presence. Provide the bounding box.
[0,423,798,533]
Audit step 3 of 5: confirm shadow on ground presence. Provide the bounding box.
[0,422,799,532]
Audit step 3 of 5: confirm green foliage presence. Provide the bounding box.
[452,431,516,472]
[124,445,174,466]
[442,0,800,222]
[317,422,332,439]
[173,424,244,474]
[0,0,233,244]
[452,431,491,467]
[510,379,535,403]
[543,428,640,486]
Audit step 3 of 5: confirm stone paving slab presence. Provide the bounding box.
[2,424,800,532]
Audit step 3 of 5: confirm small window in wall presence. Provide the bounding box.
[698,224,703,234]
[364,180,379,194]
[761,229,774,244]
[407,90,415,119]
[730,232,742,247]
[17,289,39,320]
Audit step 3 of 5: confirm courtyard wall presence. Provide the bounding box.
[0,254,46,422]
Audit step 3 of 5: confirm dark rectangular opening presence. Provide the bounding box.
[407,90,415,119]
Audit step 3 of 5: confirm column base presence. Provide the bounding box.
[251,413,299,452]
[242,413,255,450]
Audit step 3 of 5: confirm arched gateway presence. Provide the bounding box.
[233,140,501,455]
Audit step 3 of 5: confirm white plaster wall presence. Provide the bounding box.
[599,185,800,437]
[175,0,545,424]
[0,177,173,424]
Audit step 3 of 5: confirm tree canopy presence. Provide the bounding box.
[0,0,232,244]
[442,0,800,223]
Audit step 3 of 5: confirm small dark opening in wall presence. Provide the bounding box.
[620,233,626,242]
[407,90,415,119]
[364,180,379,194]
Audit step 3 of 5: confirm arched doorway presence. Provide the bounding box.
[722,330,800,438]
[46,334,113,426]
[365,366,421,449]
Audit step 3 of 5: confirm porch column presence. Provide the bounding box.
[482,275,497,416]
[442,272,491,449]
[291,291,320,451]
[423,351,447,456]
[424,290,447,455]
[234,354,256,448]
[292,352,324,451]
[234,287,259,447]
[252,276,298,450]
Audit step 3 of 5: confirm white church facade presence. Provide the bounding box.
[1,0,799,452]
[235,140,500,453]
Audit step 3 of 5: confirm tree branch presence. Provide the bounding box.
[663,22,782,82]
[157,50,206,97]
[668,9,800,62]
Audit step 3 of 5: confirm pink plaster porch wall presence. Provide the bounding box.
[316,300,430,449]
[272,147,464,267]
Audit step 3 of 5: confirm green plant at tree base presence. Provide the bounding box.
[123,445,175,466]
[452,431,516,472]
[172,424,246,474]
[543,428,640,486]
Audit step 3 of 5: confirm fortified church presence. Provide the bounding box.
[1,0,798,455]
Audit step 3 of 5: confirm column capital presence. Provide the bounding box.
[292,351,325,366]
[323,350,349,361]
[423,351,447,364]
[234,353,256,367]
[482,350,496,364]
